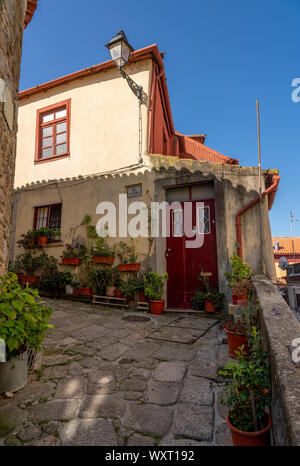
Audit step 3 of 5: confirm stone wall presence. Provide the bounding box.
[253,275,300,445]
[0,0,26,275]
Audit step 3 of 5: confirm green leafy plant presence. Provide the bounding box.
[143,272,168,300]
[17,230,38,251]
[219,327,271,432]
[62,242,87,259]
[114,241,145,264]
[225,252,252,288]
[39,271,73,291]
[12,251,48,276]
[35,227,58,239]
[0,273,53,360]
[191,274,224,311]
[118,276,140,298]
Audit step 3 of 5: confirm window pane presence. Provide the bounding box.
[49,205,62,231]
[56,133,66,144]
[42,147,53,158]
[36,207,48,229]
[56,143,67,155]
[55,109,66,119]
[42,126,52,137]
[197,206,210,234]
[172,210,183,237]
[42,113,54,123]
[42,137,53,148]
[56,122,66,133]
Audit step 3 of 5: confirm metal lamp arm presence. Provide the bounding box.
[119,68,148,107]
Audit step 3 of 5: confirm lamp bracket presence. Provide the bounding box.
[119,68,148,107]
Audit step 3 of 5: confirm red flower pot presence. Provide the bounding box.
[18,274,39,284]
[139,290,147,302]
[118,264,141,272]
[225,328,249,358]
[116,289,124,299]
[79,287,92,296]
[106,286,116,297]
[237,296,248,306]
[227,412,271,446]
[232,294,238,305]
[62,257,80,266]
[204,299,217,313]
[37,236,48,247]
[149,300,165,315]
[92,256,115,265]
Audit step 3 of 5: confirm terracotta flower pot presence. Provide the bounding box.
[204,299,217,313]
[37,236,48,247]
[92,256,115,265]
[115,289,124,299]
[106,286,116,297]
[62,257,80,266]
[237,296,248,306]
[149,300,165,315]
[139,290,147,302]
[118,264,141,272]
[232,294,238,305]
[79,287,92,296]
[18,274,39,284]
[227,412,271,446]
[225,328,249,358]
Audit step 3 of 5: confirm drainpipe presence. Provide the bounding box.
[236,174,280,259]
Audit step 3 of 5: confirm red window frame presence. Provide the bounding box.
[33,204,62,241]
[35,99,71,164]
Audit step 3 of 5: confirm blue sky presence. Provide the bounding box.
[20,0,300,236]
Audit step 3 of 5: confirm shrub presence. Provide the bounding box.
[143,272,168,300]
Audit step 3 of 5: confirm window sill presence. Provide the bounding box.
[34,153,70,165]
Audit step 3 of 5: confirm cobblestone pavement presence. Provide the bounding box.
[0,299,233,446]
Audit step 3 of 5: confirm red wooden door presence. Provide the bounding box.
[166,199,218,309]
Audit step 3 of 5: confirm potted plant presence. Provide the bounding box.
[191,274,224,313]
[0,273,53,393]
[39,271,73,297]
[232,278,252,306]
[116,276,139,300]
[103,266,120,297]
[115,241,143,272]
[35,227,56,247]
[17,229,38,250]
[143,271,168,315]
[225,252,252,304]
[219,327,271,446]
[220,301,258,358]
[136,274,147,302]
[90,237,115,264]
[12,252,47,284]
[61,242,87,265]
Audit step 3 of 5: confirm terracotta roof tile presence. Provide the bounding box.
[272,237,300,255]
[24,0,38,29]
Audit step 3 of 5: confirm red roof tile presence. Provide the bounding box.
[273,237,300,255]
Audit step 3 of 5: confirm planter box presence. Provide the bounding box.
[62,257,80,266]
[18,274,39,284]
[79,287,93,296]
[118,264,141,272]
[92,256,115,264]
[0,351,28,393]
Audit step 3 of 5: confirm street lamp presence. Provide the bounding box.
[105,30,134,70]
[105,30,147,164]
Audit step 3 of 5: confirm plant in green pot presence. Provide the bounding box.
[219,327,271,446]
[0,273,53,393]
[143,272,168,315]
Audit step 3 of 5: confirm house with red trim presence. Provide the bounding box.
[10,37,279,308]
[273,236,300,281]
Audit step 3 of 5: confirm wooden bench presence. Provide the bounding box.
[137,301,150,312]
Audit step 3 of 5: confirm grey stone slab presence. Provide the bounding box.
[127,433,157,446]
[87,371,116,395]
[59,418,118,446]
[215,422,232,446]
[111,329,132,339]
[120,333,144,347]
[80,395,126,419]
[67,345,97,356]
[31,435,59,446]
[17,425,41,442]
[122,391,143,401]
[30,399,80,422]
[71,325,108,342]
[4,434,22,446]
[173,403,213,441]
[128,367,151,380]
[154,344,196,362]
[189,360,218,380]
[170,317,218,331]
[0,405,26,437]
[216,344,233,373]
[145,380,180,405]
[216,386,228,420]
[123,341,160,361]
[120,379,146,392]
[68,361,86,376]
[42,354,74,367]
[55,377,86,399]
[123,402,174,437]
[153,362,187,382]
[180,376,213,406]
[97,343,128,361]
[42,365,69,380]
[147,326,204,344]
[14,382,54,403]
[159,437,211,446]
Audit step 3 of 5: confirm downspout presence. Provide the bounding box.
[236,174,280,258]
